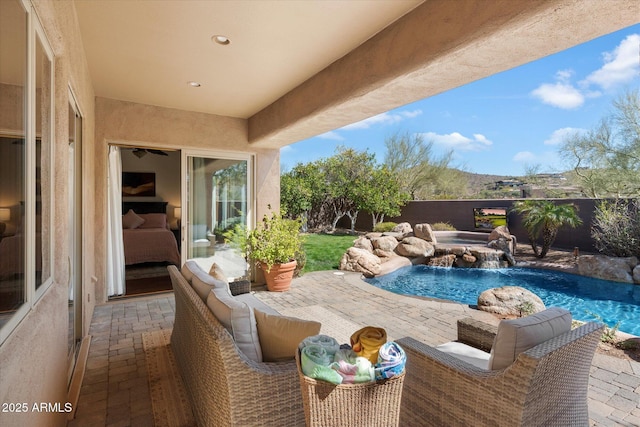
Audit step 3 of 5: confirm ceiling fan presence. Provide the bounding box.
[131,148,169,158]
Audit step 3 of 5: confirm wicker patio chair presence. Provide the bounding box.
[397,321,604,427]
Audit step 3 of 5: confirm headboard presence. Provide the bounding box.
[122,201,168,215]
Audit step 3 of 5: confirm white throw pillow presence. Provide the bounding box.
[489,307,572,370]
[122,209,145,229]
[206,288,262,362]
[436,341,491,370]
[183,260,230,302]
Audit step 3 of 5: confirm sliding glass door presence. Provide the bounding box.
[182,152,252,280]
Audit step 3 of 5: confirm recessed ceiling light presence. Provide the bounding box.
[187,81,201,87]
[212,35,231,45]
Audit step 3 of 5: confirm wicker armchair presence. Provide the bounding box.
[397,320,604,427]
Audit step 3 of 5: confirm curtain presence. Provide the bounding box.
[107,146,125,296]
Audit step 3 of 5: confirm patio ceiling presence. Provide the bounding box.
[74,0,640,148]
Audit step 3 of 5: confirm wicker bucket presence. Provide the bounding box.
[295,351,405,427]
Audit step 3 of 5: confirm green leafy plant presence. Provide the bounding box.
[373,222,397,232]
[431,222,457,231]
[586,311,620,343]
[517,301,535,317]
[226,210,304,273]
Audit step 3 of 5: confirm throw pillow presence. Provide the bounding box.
[489,307,572,370]
[208,262,228,284]
[184,260,230,301]
[254,309,321,362]
[138,213,167,229]
[122,209,145,229]
[206,288,262,362]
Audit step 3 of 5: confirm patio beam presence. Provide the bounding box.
[248,0,640,148]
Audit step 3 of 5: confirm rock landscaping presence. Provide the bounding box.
[339,222,517,277]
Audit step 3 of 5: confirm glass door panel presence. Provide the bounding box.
[184,154,250,280]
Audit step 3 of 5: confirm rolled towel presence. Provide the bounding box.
[350,326,387,364]
[301,344,343,385]
[375,341,406,380]
[299,334,340,357]
[330,349,375,384]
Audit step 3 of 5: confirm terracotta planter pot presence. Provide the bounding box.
[261,260,297,292]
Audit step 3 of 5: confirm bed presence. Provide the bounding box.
[122,201,181,266]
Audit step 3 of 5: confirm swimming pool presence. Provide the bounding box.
[366,265,640,336]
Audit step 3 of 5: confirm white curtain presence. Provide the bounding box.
[107,146,125,296]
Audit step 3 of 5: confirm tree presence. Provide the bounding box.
[357,166,410,229]
[511,200,583,258]
[323,147,376,232]
[559,89,640,198]
[280,161,327,231]
[383,132,465,199]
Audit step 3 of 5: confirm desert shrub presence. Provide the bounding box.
[373,222,397,232]
[431,222,457,231]
[591,199,640,258]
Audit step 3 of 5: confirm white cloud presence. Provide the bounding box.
[421,131,492,151]
[280,145,292,152]
[513,151,537,162]
[543,127,587,145]
[531,34,640,109]
[583,34,640,90]
[342,109,422,130]
[317,131,345,141]
[531,80,584,109]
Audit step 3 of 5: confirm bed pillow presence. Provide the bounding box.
[122,209,145,229]
[489,307,572,370]
[254,309,321,362]
[206,288,262,362]
[138,213,167,229]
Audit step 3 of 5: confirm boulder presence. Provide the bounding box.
[377,256,412,276]
[339,247,381,277]
[392,222,413,235]
[372,235,399,252]
[428,254,456,267]
[634,264,640,284]
[577,255,638,283]
[414,223,437,243]
[381,231,407,240]
[396,237,435,257]
[488,225,512,242]
[477,286,546,317]
[365,232,383,239]
[487,237,516,266]
[373,248,398,260]
[353,236,373,252]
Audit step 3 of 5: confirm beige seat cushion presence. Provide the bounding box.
[183,260,230,301]
[235,293,280,315]
[489,307,572,370]
[206,288,262,363]
[254,309,321,362]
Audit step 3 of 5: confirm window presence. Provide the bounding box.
[0,0,54,342]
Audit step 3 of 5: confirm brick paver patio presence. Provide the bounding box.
[69,271,640,426]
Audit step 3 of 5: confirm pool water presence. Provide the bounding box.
[366,265,640,336]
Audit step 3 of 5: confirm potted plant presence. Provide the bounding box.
[227,210,304,291]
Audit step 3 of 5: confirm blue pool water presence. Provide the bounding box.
[366,265,640,336]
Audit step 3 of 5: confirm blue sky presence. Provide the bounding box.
[281,24,640,176]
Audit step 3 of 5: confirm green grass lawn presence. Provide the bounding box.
[301,233,356,273]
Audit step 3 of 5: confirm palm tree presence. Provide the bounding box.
[511,200,583,258]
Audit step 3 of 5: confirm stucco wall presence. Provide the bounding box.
[346,199,598,253]
[94,97,280,301]
[0,0,97,426]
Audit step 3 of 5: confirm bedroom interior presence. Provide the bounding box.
[117,147,182,297]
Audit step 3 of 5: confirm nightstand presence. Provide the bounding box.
[171,228,181,245]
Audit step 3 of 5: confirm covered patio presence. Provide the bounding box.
[68,271,640,426]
